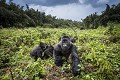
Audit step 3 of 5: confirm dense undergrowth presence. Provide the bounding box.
[0,24,120,80]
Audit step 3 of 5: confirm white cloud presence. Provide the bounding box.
[97,0,109,4]
[29,3,104,21]
[79,0,86,4]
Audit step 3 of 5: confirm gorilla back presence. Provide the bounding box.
[53,35,81,76]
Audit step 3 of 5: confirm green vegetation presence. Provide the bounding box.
[82,3,120,29]
[0,0,120,80]
[0,23,120,80]
[0,0,82,28]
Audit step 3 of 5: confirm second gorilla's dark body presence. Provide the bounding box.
[53,35,80,76]
[30,42,53,61]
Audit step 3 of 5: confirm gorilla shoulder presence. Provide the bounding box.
[54,43,62,51]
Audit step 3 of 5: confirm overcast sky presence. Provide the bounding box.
[7,0,120,21]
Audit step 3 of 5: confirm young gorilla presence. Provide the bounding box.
[30,42,46,61]
[30,42,53,61]
[53,35,80,76]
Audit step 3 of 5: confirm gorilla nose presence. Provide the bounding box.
[63,44,67,47]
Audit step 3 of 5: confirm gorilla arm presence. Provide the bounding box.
[70,45,80,76]
[53,44,63,66]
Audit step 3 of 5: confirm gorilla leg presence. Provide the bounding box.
[71,57,80,76]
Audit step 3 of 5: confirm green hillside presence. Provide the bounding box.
[0,24,120,80]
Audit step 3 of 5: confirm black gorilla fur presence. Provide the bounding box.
[53,35,80,76]
[30,42,53,61]
[43,45,54,59]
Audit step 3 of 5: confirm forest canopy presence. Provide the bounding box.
[0,0,120,29]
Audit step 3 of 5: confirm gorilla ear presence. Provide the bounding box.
[70,38,76,43]
[70,36,78,43]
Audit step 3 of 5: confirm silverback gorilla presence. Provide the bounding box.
[30,42,53,61]
[53,35,80,76]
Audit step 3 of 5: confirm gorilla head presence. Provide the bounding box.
[39,42,47,51]
[59,36,72,51]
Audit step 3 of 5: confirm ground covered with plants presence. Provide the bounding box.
[0,24,120,80]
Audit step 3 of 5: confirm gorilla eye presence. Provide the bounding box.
[62,39,68,43]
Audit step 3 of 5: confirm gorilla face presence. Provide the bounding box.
[60,36,71,50]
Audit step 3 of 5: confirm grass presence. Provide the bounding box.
[0,25,120,80]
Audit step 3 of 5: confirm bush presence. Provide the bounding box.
[106,23,120,43]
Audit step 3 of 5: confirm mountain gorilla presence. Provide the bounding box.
[30,42,46,61]
[53,35,80,76]
[30,42,53,61]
